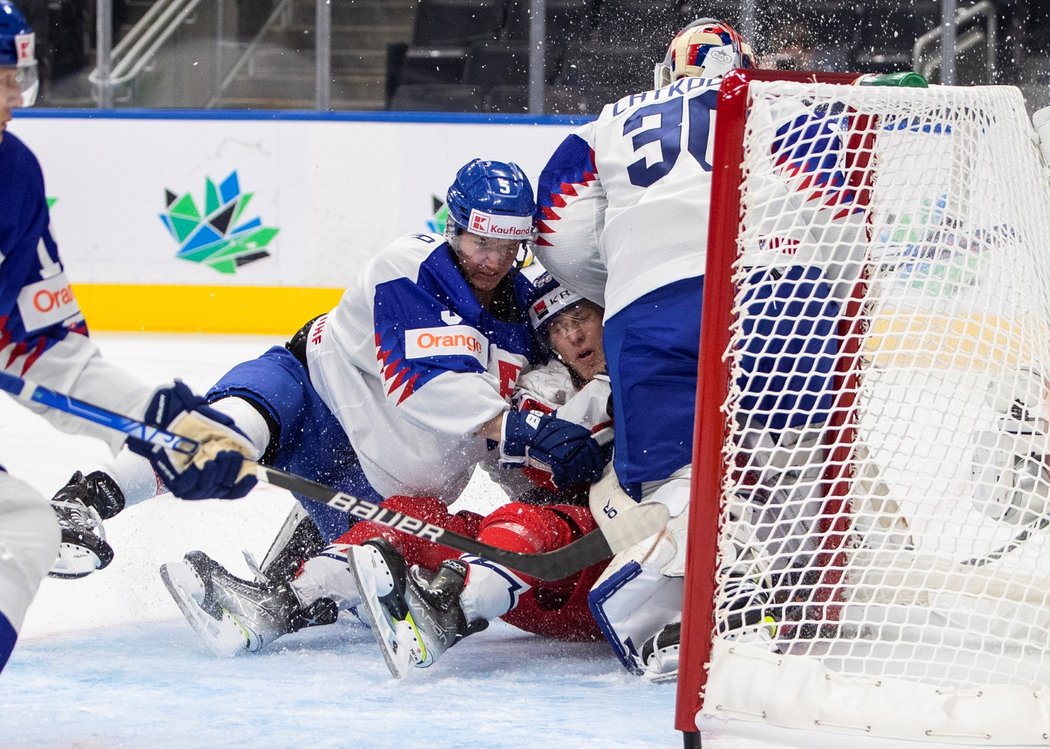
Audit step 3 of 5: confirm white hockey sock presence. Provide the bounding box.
[291,545,359,609]
[458,556,531,623]
[96,449,162,507]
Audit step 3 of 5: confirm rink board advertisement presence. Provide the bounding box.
[9,112,581,332]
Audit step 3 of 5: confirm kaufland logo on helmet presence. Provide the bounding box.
[467,209,533,239]
[15,33,34,65]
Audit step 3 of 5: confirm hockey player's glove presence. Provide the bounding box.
[126,380,257,500]
[500,409,605,488]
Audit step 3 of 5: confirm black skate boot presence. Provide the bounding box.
[348,538,487,678]
[718,575,780,652]
[49,470,123,579]
[640,622,681,683]
[242,504,324,585]
[160,550,337,657]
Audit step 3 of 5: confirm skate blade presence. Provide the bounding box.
[642,670,678,684]
[159,561,257,658]
[49,543,103,579]
[347,545,414,679]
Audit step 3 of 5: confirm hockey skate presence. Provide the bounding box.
[348,539,487,679]
[242,503,324,585]
[640,622,682,683]
[159,550,337,657]
[48,471,123,579]
[718,576,780,652]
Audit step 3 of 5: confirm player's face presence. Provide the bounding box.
[549,302,606,382]
[0,67,22,141]
[455,232,521,293]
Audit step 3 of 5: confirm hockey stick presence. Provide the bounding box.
[0,370,667,581]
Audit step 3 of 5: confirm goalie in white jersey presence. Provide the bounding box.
[533,19,851,679]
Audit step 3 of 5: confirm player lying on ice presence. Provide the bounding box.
[0,0,256,675]
[157,278,617,663]
[45,157,608,599]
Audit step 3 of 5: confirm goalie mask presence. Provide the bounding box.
[654,18,755,89]
[445,158,537,264]
[0,0,37,107]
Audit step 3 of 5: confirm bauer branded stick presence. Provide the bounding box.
[0,370,667,581]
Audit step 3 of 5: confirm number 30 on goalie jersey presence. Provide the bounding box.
[536,78,724,318]
[612,82,719,186]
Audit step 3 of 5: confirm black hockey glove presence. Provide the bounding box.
[500,409,606,488]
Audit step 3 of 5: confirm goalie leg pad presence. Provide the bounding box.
[587,531,683,674]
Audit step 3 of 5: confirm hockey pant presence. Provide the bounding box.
[0,470,60,673]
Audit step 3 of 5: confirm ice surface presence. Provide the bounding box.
[1,334,691,749]
[0,333,939,749]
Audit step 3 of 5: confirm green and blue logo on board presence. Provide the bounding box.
[160,171,279,274]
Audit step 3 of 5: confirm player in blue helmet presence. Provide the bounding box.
[444,158,537,306]
[0,0,258,676]
[0,0,37,109]
[53,157,607,658]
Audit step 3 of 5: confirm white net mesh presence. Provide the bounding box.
[703,80,1050,743]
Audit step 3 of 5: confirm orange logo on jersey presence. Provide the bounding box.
[405,324,488,366]
[17,272,80,333]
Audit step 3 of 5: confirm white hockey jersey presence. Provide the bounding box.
[534,77,722,318]
[534,77,867,318]
[306,232,545,502]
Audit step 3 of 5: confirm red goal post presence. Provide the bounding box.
[676,68,1050,745]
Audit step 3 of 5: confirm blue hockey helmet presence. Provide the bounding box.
[654,18,755,89]
[0,0,37,106]
[445,158,537,244]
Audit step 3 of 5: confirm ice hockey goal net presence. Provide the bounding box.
[676,69,1050,745]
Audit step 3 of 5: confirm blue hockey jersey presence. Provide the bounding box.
[0,132,152,451]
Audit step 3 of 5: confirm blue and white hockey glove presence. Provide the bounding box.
[126,380,257,500]
[501,409,606,488]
